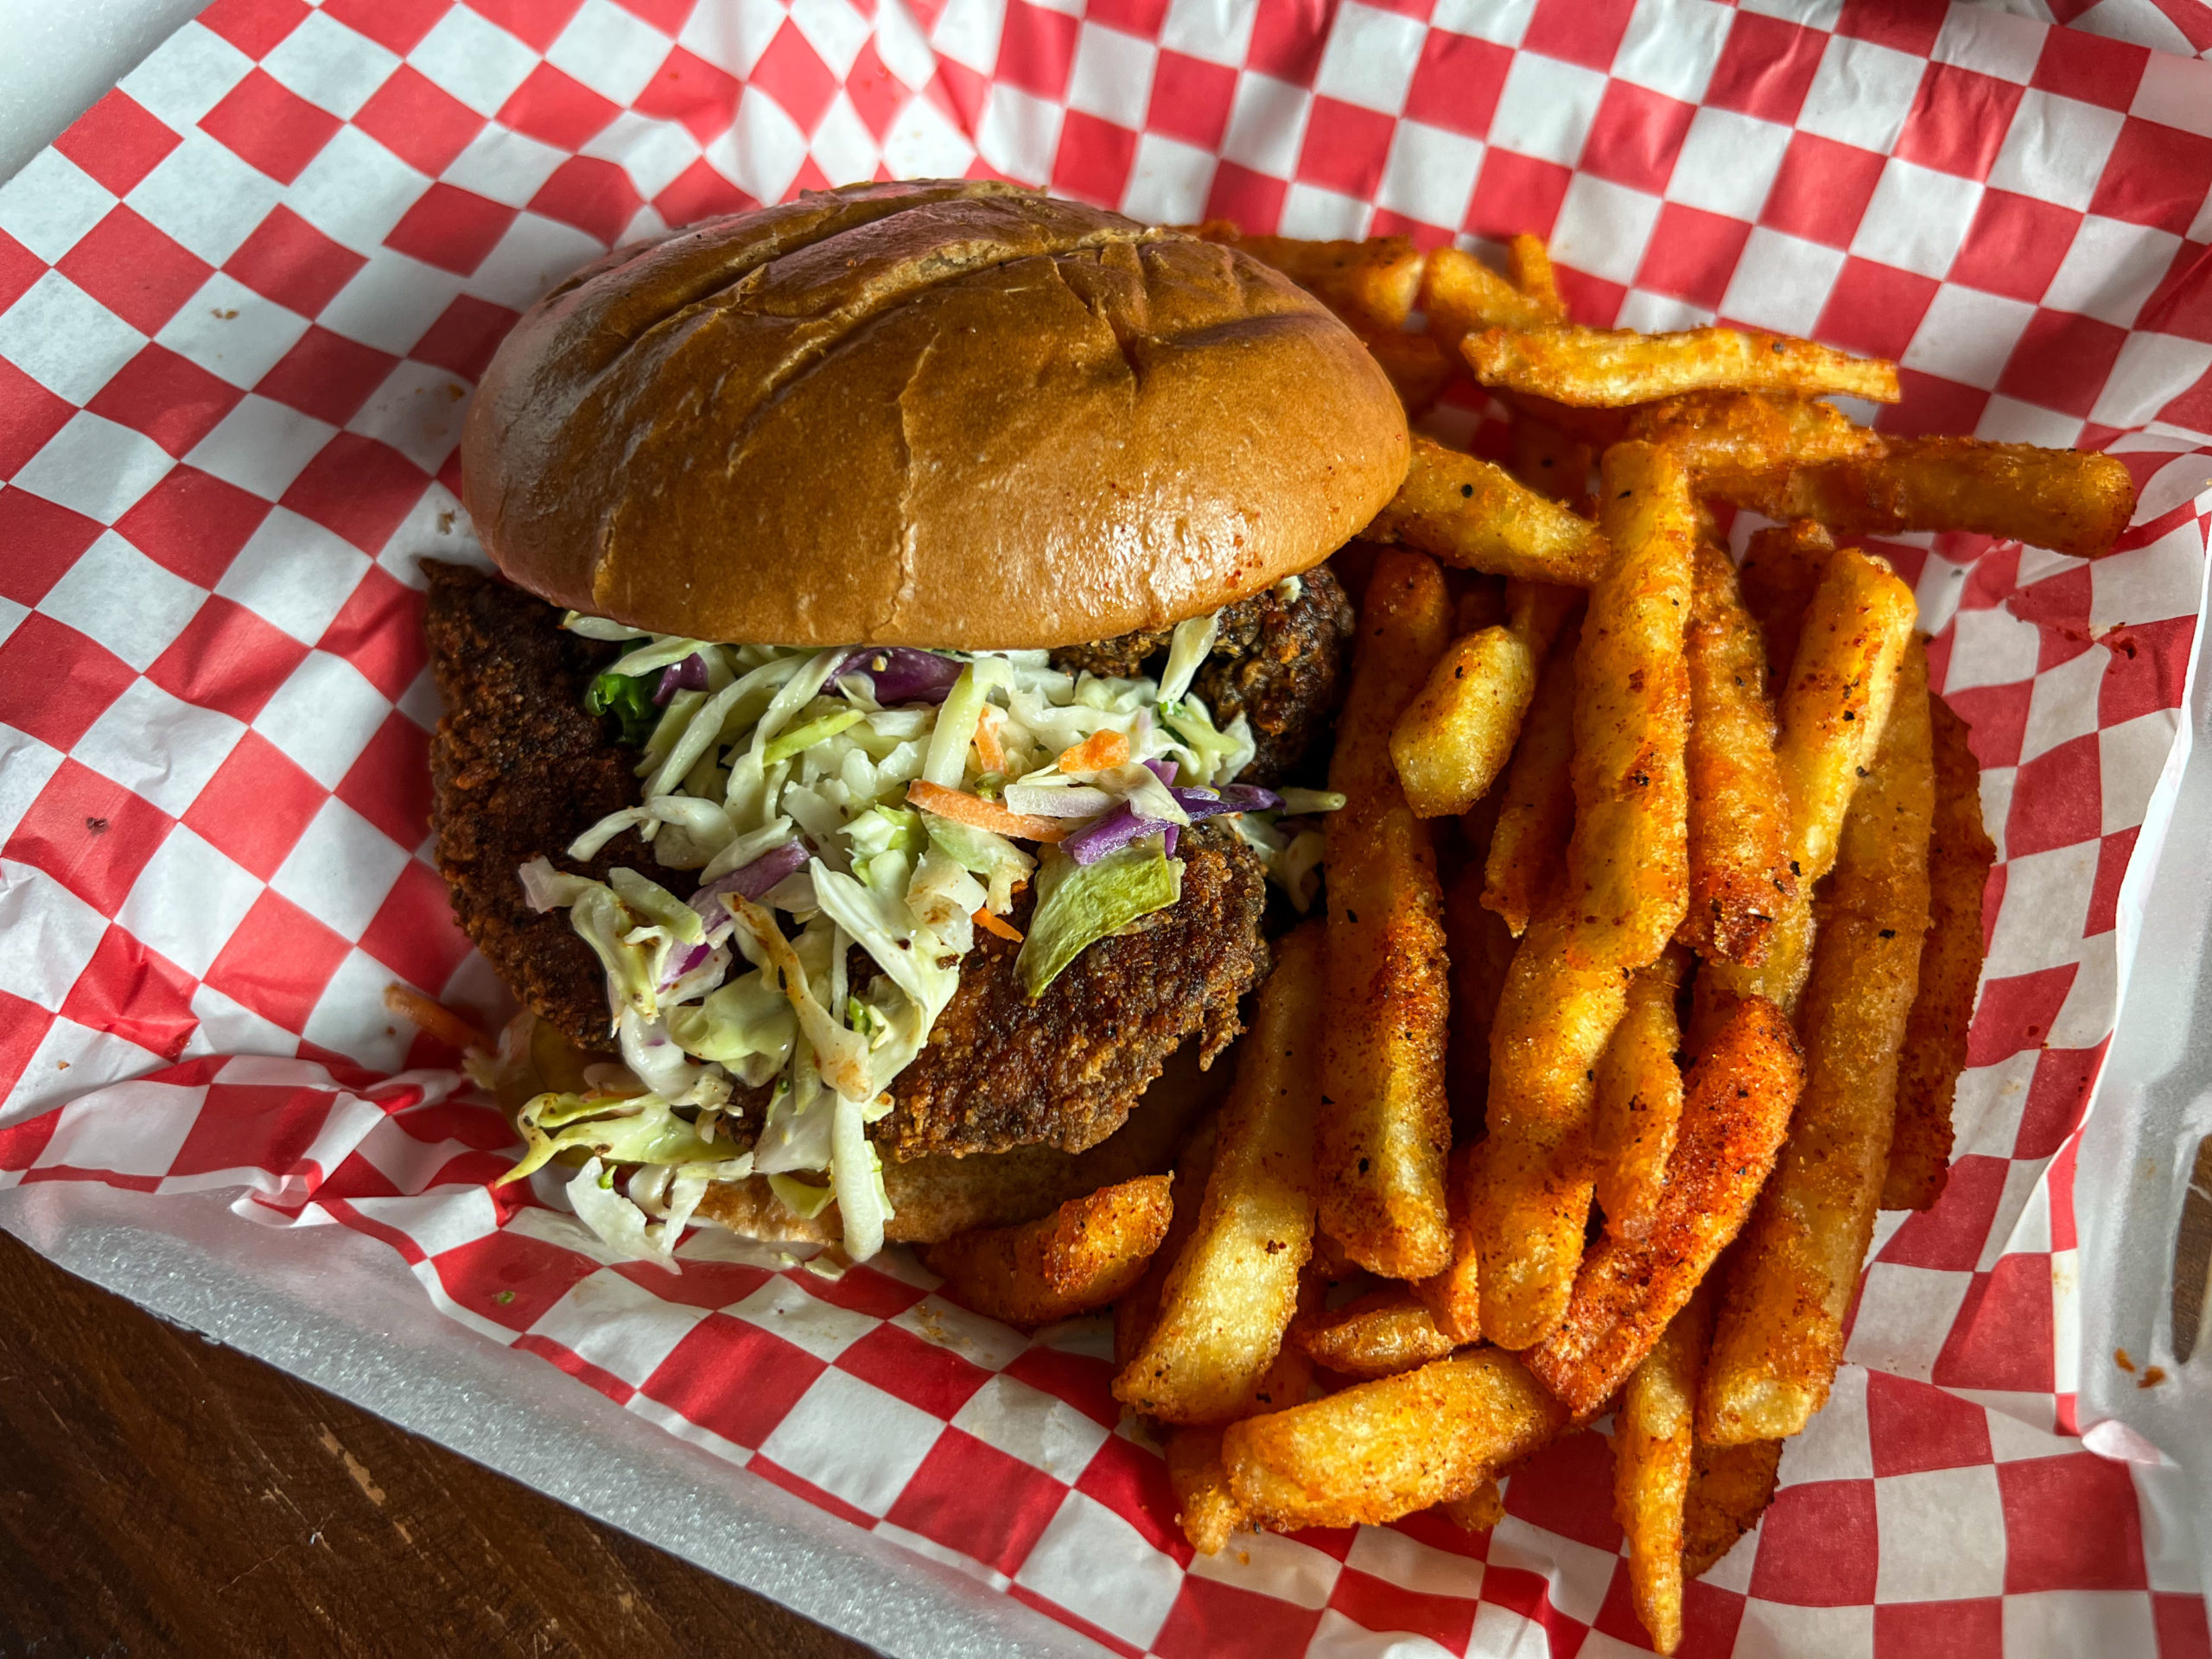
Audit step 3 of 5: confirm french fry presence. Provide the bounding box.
[1483,620,1580,935]
[1357,326,1457,416]
[1590,946,1688,1237]
[1883,698,1995,1211]
[1294,1286,1457,1378]
[1465,325,1901,408]
[1168,1426,1245,1554]
[1390,626,1539,818]
[1709,436,2139,562]
[1224,1348,1569,1531]
[1701,642,1935,1444]
[1614,1291,1711,1657]
[1474,906,1630,1349]
[1319,555,1455,1281]
[1415,1143,1483,1344]
[1191,226,1428,331]
[1117,926,1326,1421]
[1697,547,1917,1025]
[922,1175,1173,1331]
[1561,441,1694,971]
[1442,1477,1505,1534]
[1507,232,1565,320]
[1421,245,1559,346]
[1679,539,1796,963]
[1681,1439,1783,1580]
[1115,1118,1217,1367]
[1444,872,1516,1138]
[1624,391,1881,484]
[1737,520,1834,698]
[1510,416,1594,508]
[1367,437,1612,587]
[1526,995,1802,1418]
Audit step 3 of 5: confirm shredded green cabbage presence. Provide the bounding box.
[1016,836,1184,1000]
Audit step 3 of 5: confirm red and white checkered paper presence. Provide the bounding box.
[4,0,2212,1652]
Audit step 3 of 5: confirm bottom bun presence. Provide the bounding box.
[690,1040,1230,1245]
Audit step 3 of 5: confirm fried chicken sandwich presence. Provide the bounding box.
[428,180,1408,1262]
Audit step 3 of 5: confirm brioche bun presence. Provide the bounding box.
[462,180,1408,649]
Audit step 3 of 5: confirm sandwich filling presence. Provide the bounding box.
[484,584,1345,1263]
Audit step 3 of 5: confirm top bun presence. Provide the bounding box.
[461,180,1409,649]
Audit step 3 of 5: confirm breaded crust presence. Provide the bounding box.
[424,566,1273,1155]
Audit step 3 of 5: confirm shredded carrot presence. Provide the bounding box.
[973,906,1025,943]
[384,983,489,1052]
[1058,728,1131,773]
[973,704,1007,772]
[906,779,1068,842]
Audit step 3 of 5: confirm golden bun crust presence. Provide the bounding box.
[462,180,1409,648]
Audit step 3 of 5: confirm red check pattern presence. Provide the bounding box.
[3,2,2212,1653]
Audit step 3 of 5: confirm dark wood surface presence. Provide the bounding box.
[0,1230,871,1657]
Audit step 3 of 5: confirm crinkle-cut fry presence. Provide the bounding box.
[1367,436,1611,588]
[1442,1477,1505,1534]
[1391,626,1539,819]
[1474,906,1631,1349]
[1709,435,2139,562]
[1421,245,1560,345]
[1187,224,1429,331]
[1738,521,1834,690]
[1615,1290,1711,1657]
[1356,326,1457,417]
[1883,697,1994,1212]
[1116,926,1325,1422]
[1319,556,1455,1281]
[1294,1286,1458,1379]
[1114,1118,1217,1367]
[1561,441,1694,973]
[921,1175,1174,1331]
[1591,947,1688,1238]
[1416,1144,1483,1344]
[1681,1440,1783,1580]
[1510,416,1594,508]
[1483,620,1581,936]
[1167,1426,1245,1555]
[1702,643,1935,1445]
[1698,547,1917,1024]
[1507,233,1565,321]
[1624,391,1882,483]
[1224,1348,1570,1532]
[1526,996,1802,1418]
[1465,325,1901,409]
[1679,540,1797,964]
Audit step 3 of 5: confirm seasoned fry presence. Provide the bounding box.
[1294,1286,1457,1378]
[1510,416,1593,508]
[1474,907,1630,1349]
[1422,245,1559,345]
[1590,947,1688,1237]
[1415,1143,1483,1344]
[1367,437,1611,588]
[1444,870,1516,1137]
[1168,1426,1245,1554]
[1390,626,1538,818]
[1483,620,1580,935]
[1883,697,1995,1211]
[1562,441,1694,971]
[1224,1348,1569,1531]
[1357,326,1457,416]
[1738,520,1834,691]
[1681,1440,1783,1580]
[1614,1291,1711,1656]
[922,1176,1173,1331]
[1702,643,1934,1444]
[1527,995,1802,1418]
[1115,1118,1217,1366]
[1442,1478,1505,1533]
[1709,435,2139,562]
[1679,539,1796,963]
[1625,391,1881,483]
[1192,225,1427,331]
[1507,233,1565,320]
[1319,555,1455,1281]
[1117,926,1325,1421]
[1466,326,1901,408]
[1698,547,1917,1023]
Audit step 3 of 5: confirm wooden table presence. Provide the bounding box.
[0,1230,870,1656]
